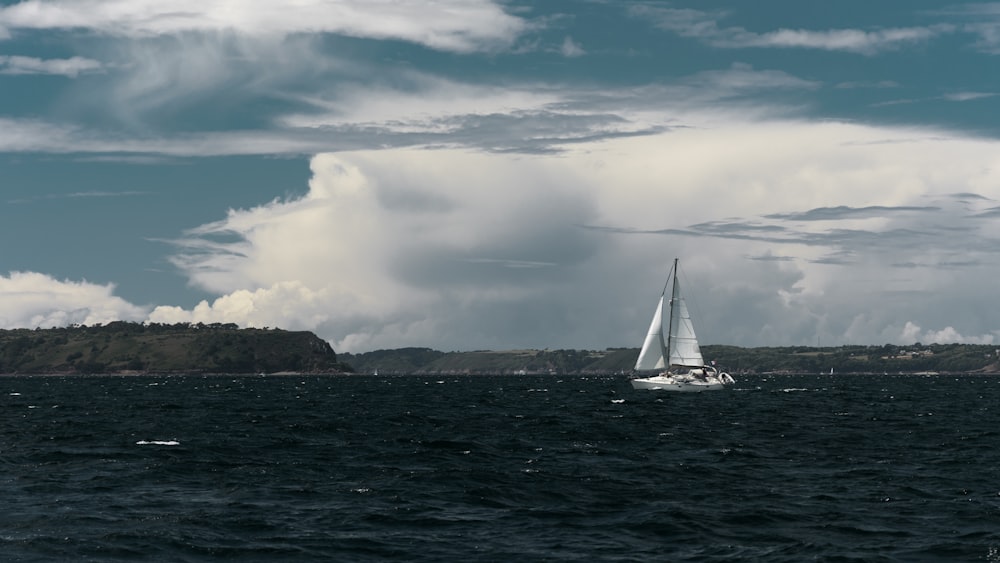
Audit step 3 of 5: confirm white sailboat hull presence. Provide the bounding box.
[630,371,734,392]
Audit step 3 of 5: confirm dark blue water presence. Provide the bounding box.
[2,374,1000,561]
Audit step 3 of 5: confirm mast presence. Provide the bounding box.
[665,258,678,367]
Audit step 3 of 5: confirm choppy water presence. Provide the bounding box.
[2,373,1000,561]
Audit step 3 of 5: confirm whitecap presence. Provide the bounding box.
[9,392,20,396]
[610,399,625,404]
[136,440,180,446]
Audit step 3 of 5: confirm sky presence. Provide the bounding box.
[3,0,1000,353]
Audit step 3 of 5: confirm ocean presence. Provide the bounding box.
[2,373,999,562]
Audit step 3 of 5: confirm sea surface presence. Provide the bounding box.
[2,373,1000,562]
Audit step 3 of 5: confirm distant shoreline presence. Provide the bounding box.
[2,325,996,376]
[339,344,1000,376]
[2,370,997,377]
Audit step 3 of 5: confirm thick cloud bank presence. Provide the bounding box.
[145,123,1000,351]
[3,121,999,351]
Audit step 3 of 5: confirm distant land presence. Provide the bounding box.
[2,323,998,375]
[0,322,350,375]
[340,344,1000,376]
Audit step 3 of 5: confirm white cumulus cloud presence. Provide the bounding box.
[148,120,1000,352]
[0,272,147,328]
[899,321,996,345]
[4,117,1000,353]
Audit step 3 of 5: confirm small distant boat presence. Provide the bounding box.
[630,258,735,392]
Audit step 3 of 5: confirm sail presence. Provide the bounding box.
[630,258,734,391]
[635,295,667,370]
[667,277,704,368]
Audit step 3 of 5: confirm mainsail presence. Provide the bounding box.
[667,276,704,367]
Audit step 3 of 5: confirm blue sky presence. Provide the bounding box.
[3,0,1000,352]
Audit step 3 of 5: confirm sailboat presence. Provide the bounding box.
[631,258,735,392]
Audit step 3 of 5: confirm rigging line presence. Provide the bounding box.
[658,258,675,297]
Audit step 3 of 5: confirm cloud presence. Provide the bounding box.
[0,2,531,125]
[933,5,1000,54]
[0,118,100,153]
[136,118,1000,352]
[966,22,1000,54]
[154,149,605,352]
[740,26,953,54]
[559,36,584,57]
[0,0,527,53]
[0,116,365,155]
[678,62,820,97]
[943,91,998,102]
[277,72,566,134]
[95,33,323,123]
[276,63,817,150]
[0,272,147,328]
[899,321,995,345]
[835,80,900,89]
[630,5,953,54]
[0,54,102,76]
[747,253,795,262]
[764,205,938,221]
[0,60,823,157]
[148,282,337,330]
[4,108,1000,352]
[871,91,1000,109]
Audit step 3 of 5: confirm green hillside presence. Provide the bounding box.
[0,322,350,375]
